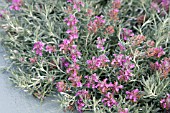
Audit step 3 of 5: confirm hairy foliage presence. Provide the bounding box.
[0,0,170,112]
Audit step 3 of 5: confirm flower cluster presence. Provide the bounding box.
[60,14,81,63]
[87,54,110,70]
[10,0,22,10]
[67,63,82,87]
[67,0,84,12]
[66,26,79,40]
[68,74,82,87]
[121,28,134,41]
[151,2,160,13]
[160,94,170,110]
[64,14,78,27]
[105,26,115,34]
[109,0,121,21]
[147,47,165,58]
[46,45,56,53]
[32,42,56,56]
[59,39,71,53]
[77,98,85,113]
[110,81,123,94]
[96,79,123,94]
[130,35,146,46]
[56,81,66,92]
[118,108,129,113]
[161,0,170,12]
[29,57,37,64]
[61,57,70,68]
[0,10,8,18]
[150,57,170,78]
[96,78,112,94]
[126,89,140,102]
[69,45,81,62]
[96,37,106,51]
[84,73,99,88]
[86,9,94,17]
[88,15,105,33]
[32,41,44,56]
[76,90,90,113]
[118,42,126,51]
[111,54,135,82]
[147,40,155,47]
[102,92,118,108]
[151,0,170,13]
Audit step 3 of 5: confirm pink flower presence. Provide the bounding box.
[102,92,118,108]
[76,90,89,98]
[150,61,161,70]
[10,0,22,11]
[32,41,44,56]
[160,94,170,110]
[161,0,170,12]
[126,89,140,102]
[112,0,121,9]
[111,54,134,69]
[0,10,8,18]
[59,39,71,53]
[118,69,133,82]
[121,28,134,41]
[110,81,123,93]
[66,63,82,87]
[111,54,125,67]
[96,37,106,50]
[56,81,66,92]
[86,9,93,17]
[69,45,81,62]
[77,98,85,113]
[157,47,165,58]
[147,40,155,47]
[88,21,98,33]
[86,56,99,70]
[118,108,129,113]
[98,54,110,67]
[147,47,165,58]
[150,57,170,78]
[118,42,126,51]
[68,75,82,87]
[161,58,170,70]
[84,73,99,88]
[109,9,119,20]
[64,14,78,27]
[66,63,80,75]
[29,57,37,64]
[87,54,110,70]
[0,13,2,18]
[66,26,79,40]
[88,15,105,33]
[46,45,56,53]
[67,0,84,12]
[61,57,70,68]
[94,15,105,27]
[151,2,161,13]
[96,78,112,93]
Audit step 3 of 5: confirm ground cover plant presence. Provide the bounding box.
[0,0,170,112]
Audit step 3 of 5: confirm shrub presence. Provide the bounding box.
[0,0,170,112]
